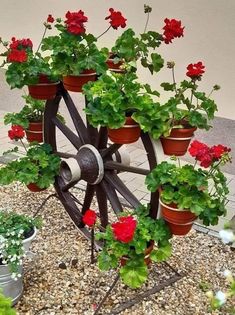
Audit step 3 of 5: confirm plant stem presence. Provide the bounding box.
[144,11,150,33]
[91,227,95,264]
[172,67,178,94]
[36,26,47,54]
[96,25,112,40]
[20,139,27,153]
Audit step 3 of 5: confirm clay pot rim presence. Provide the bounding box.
[159,198,191,212]
[28,81,60,87]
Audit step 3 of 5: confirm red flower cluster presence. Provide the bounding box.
[162,18,184,44]
[7,49,27,63]
[105,8,127,29]
[189,140,231,168]
[111,216,137,243]
[186,62,205,79]
[82,209,97,227]
[8,125,25,140]
[10,37,33,50]
[65,10,88,35]
[47,14,54,23]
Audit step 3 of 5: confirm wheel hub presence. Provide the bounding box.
[60,144,104,185]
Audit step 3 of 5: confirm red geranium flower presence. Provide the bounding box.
[47,14,54,23]
[8,125,25,140]
[162,18,184,44]
[189,140,213,168]
[10,37,33,49]
[105,8,127,29]
[210,144,231,160]
[186,62,205,79]
[7,49,27,63]
[111,216,137,243]
[82,209,97,227]
[65,10,88,35]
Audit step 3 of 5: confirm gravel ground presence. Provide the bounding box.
[0,183,234,315]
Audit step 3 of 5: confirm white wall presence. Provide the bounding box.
[0,0,235,119]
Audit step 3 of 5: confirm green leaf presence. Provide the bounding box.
[150,243,172,262]
[120,259,148,288]
[160,82,176,91]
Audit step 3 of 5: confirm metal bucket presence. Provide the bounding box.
[0,264,23,305]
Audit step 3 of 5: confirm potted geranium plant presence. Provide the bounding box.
[0,143,61,192]
[0,209,42,304]
[41,9,125,92]
[145,140,232,235]
[96,205,172,288]
[0,17,59,99]
[108,5,184,74]
[160,61,219,155]
[0,290,16,314]
[83,71,159,144]
[4,95,65,143]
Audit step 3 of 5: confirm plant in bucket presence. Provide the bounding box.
[3,95,65,143]
[0,17,59,99]
[41,8,128,92]
[0,143,61,192]
[83,71,159,144]
[96,205,172,288]
[0,209,42,304]
[145,140,232,235]
[159,61,220,156]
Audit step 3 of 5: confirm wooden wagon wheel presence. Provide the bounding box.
[43,84,159,241]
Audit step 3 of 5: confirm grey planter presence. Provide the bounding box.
[0,264,23,305]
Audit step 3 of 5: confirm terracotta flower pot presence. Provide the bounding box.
[160,199,197,236]
[160,126,197,156]
[120,241,154,266]
[26,183,46,192]
[106,54,124,73]
[63,70,96,92]
[108,117,141,144]
[25,121,43,143]
[28,82,59,100]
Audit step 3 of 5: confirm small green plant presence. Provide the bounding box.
[0,18,58,89]
[0,143,61,189]
[4,95,65,130]
[0,290,16,315]
[146,140,231,226]
[0,210,42,277]
[159,61,219,132]
[83,71,159,129]
[4,95,45,129]
[41,10,109,76]
[96,205,172,288]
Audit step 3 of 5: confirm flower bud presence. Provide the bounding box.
[213,84,220,91]
[144,5,152,13]
[167,61,175,69]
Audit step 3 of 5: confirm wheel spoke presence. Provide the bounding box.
[62,90,89,144]
[104,172,141,209]
[81,184,95,215]
[97,127,108,149]
[96,184,108,227]
[100,180,123,215]
[104,161,149,175]
[52,117,82,150]
[101,143,123,158]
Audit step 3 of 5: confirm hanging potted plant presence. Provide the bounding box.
[0,210,42,304]
[41,8,127,92]
[0,143,61,192]
[83,71,159,144]
[159,61,219,156]
[0,17,59,100]
[96,205,172,288]
[145,140,232,235]
[4,95,65,143]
